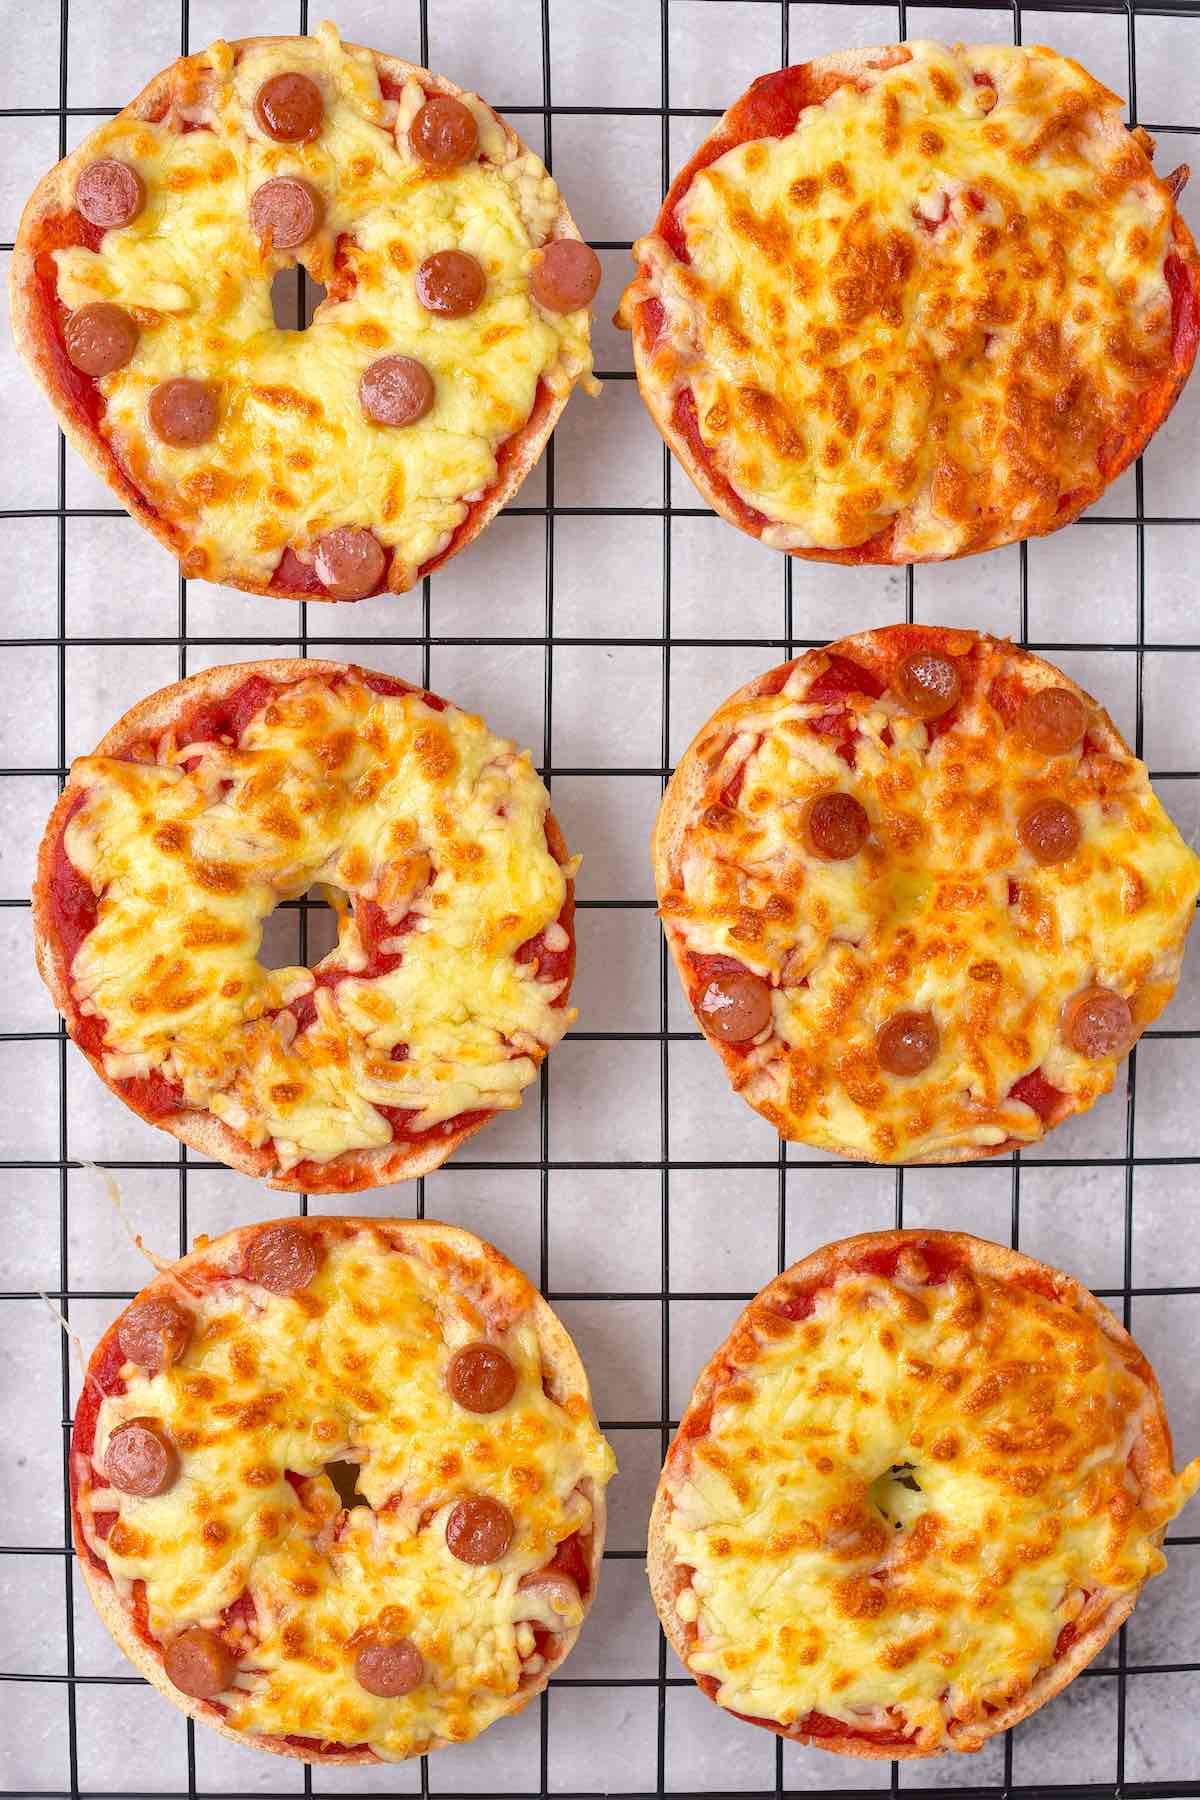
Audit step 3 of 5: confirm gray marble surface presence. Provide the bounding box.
[2,0,1199,1791]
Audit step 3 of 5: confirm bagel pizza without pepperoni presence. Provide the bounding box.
[34,659,576,1189]
[10,21,601,601]
[654,626,1200,1163]
[650,1229,1200,1758]
[72,1215,616,1763]
[618,41,1200,563]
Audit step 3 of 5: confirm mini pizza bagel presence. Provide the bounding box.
[33,660,577,1189]
[71,1216,616,1762]
[649,1229,1200,1758]
[618,41,1200,564]
[654,626,1200,1163]
[10,22,601,601]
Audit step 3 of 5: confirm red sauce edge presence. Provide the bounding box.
[1008,1067,1064,1123]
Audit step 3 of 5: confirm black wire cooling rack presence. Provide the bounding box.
[2,0,1200,1795]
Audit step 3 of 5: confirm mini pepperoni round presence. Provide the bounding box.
[532,239,602,313]
[148,378,218,448]
[359,355,435,428]
[254,72,324,143]
[894,652,962,721]
[415,249,486,318]
[697,968,772,1043]
[409,95,479,169]
[1017,686,1088,757]
[117,1296,192,1374]
[1063,986,1134,1058]
[63,303,138,377]
[163,1627,234,1700]
[75,159,145,230]
[1018,798,1081,865]
[105,1418,179,1496]
[243,1223,319,1293]
[249,176,323,250]
[445,1495,514,1565]
[876,1011,940,1077]
[446,1342,517,1413]
[804,791,869,861]
[354,1637,424,1698]
[312,527,387,600]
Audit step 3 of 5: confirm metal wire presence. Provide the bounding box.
[4,0,1200,1795]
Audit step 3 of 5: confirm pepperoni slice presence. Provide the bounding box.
[875,1011,940,1077]
[803,792,869,861]
[415,249,485,317]
[445,1343,517,1414]
[312,527,387,600]
[517,1569,579,1617]
[148,378,218,447]
[359,355,435,427]
[104,1418,179,1496]
[117,1297,192,1374]
[445,1495,514,1565]
[1017,686,1088,757]
[75,159,145,230]
[894,652,961,721]
[1018,798,1081,865]
[63,302,139,377]
[254,72,324,143]
[410,96,479,169]
[163,1627,234,1700]
[243,1223,319,1293]
[1063,987,1134,1058]
[354,1637,424,1697]
[249,177,324,250]
[532,240,602,313]
[696,968,773,1043]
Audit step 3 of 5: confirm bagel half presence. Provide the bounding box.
[649,1228,1199,1758]
[10,24,595,601]
[72,1215,614,1764]
[653,625,1200,1163]
[34,658,576,1189]
[618,41,1200,564]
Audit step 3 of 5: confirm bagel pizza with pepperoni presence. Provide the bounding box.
[654,625,1200,1162]
[10,22,600,601]
[72,1215,616,1763]
[34,659,576,1189]
[649,1229,1200,1757]
[618,41,1200,563]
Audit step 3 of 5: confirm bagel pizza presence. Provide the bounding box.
[34,660,576,1189]
[71,1215,616,1762]
[650,1229,1200,1758]
[654,626,1200,1163]
[618,41,1200,563]
[10,22,600,601]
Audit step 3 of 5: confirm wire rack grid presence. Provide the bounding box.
[1,0,1200,1795]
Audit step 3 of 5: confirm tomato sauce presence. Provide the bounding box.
[417,378,557,581]
[670,387,772,533]
[1165,252,1199,369]
[1008,1067,1064,1123]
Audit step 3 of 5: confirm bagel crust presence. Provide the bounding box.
[649,1229,1200,1758]
[33,659,577,1189]
[653,625,1200,1164]
[10,23,596,601]
[618,41,1200,564]
[71,1216,615,1763]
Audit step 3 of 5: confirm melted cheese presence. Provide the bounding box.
[79,1226,616,1758]
[664,1249,1200,1748]
[660,635,1200,1161]
[627,42,1178,557]
[64,672,573,1167]
[51,22,593,589]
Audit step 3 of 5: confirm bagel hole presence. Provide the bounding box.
[259,886,341,971]
[323,1459,365,1509]
[871,1463,924,1530]
[270,268,328,332]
